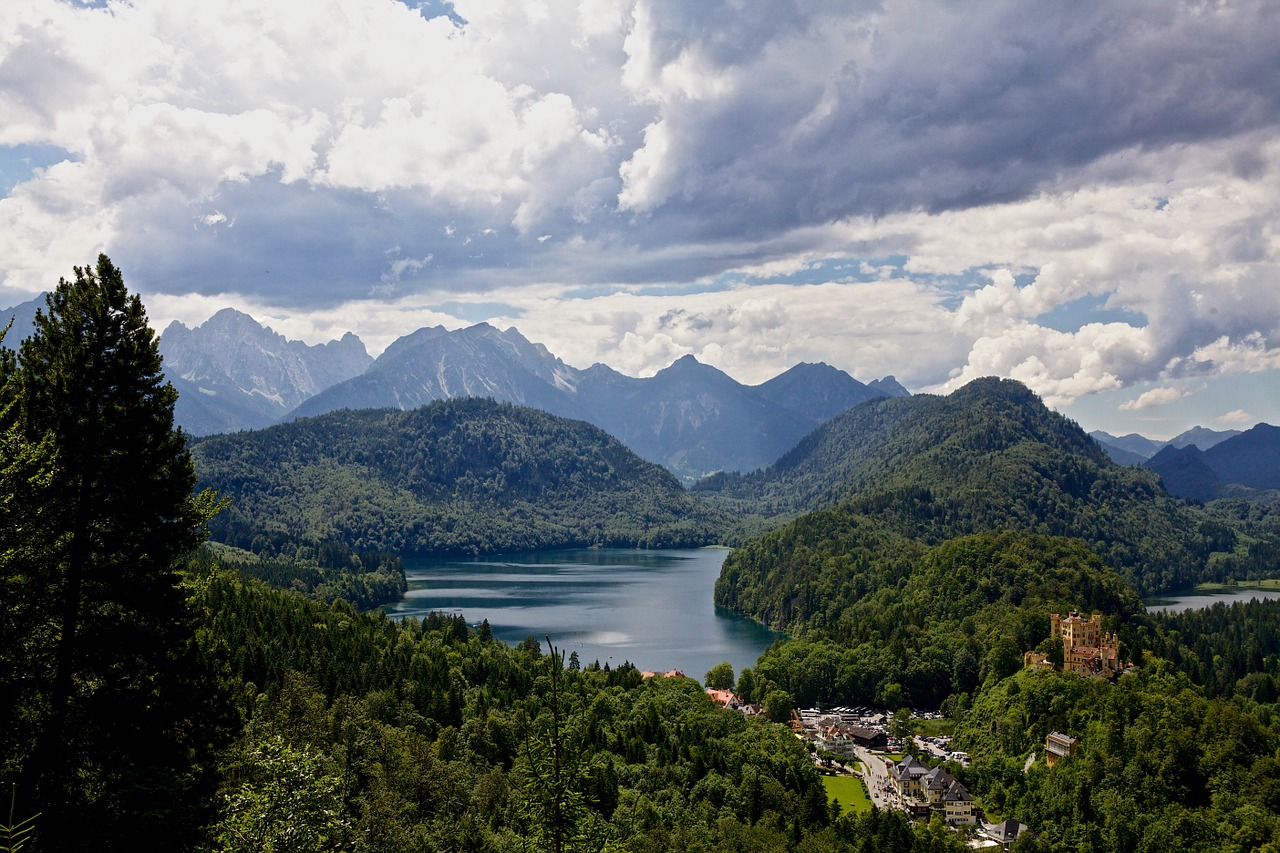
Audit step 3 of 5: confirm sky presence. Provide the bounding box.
[1,0,1278,440]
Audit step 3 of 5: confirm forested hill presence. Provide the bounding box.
[192,398,725,558]
[705,377,1238,599]
[738,530,1145,710]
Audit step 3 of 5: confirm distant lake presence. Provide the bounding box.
[1146,586,1280,613]
[385,547,783,679]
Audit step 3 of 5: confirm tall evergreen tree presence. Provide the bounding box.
[0,323,59,816]
[2,256,225,852]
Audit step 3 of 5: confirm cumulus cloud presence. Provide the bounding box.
[1119,386,1192,412]
[1218,409,1253,425]
[2,0,1280,429]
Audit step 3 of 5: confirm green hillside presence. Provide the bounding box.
[742,530,1144,709]
[704,377,1236,597]
[193,398,726,561]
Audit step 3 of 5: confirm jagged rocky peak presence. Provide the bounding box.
[868,375,911,397]
[161,309,370,382]
[159,309,372,432]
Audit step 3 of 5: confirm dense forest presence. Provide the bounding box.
[697,377,1280,849]
[190,400,725,605]
[947,660,1280,852]
[9,257,1280,852]
[0,257,984,853]
[732,530,1142,710]
[699,378,1243,596]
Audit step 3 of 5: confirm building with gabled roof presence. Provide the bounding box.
[705,688,739,709]
[916,765,976,825]
[987,818,1031,849]
[942,779,975,825]
[889,754,930,801]
[921,766,955,804]
[847,725,886,748]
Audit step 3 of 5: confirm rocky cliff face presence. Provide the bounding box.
[159,308,371,433]
[162,309,910,481]
[289,322,585,421]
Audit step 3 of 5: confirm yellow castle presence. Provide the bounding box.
[1051,611,1120,677]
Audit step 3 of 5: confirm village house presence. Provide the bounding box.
[922,766,954,805]
[705,688,740,709]
[848,725,887,749]
[816,724,858,758]
[1045,731,1078,766]
[920,765,977,825]
[986,818,1031,850]
[889,754,929,802]
[942,779,976,825]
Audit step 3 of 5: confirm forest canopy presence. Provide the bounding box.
[193,400,725,560]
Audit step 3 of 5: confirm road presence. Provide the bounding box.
[854,746,899,811]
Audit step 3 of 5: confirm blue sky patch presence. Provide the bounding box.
[395,0,465,26]
[430,301,523,323]
[0,144,74,197]
[1036,293,1146,332]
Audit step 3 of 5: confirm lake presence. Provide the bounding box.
[385,547,783,680]
[1146,586,1280,613]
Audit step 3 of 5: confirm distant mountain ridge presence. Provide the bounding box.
[1091,426,1242,464]
[159,308,373,434]
[0,295,41,343]
[579,354,818,482]
[290,321,586,422]
[754,362,907,422]
[1144,423,1280,501]
[157,310,908,481]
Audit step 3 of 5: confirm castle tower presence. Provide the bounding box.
[1051,611,1120,677]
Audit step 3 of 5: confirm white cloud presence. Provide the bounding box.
[617,118,675,213]
[3,0,1280,434]
[1119,386,1192,412]
[1218,409,1252,425]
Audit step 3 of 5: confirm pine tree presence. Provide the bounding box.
[0,324,57,845]
[4,256,225,852]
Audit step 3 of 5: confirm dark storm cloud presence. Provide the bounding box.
[3,0,1279,414]
[618,0,1280,240]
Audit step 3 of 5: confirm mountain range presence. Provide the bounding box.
[158,309,909,482]
[1141,423,1280,502]
[701,377,1222,595]
[0,295,41,344]
[159,309,373,434]
[1090,426,1242,465]
[9,295,1274,494]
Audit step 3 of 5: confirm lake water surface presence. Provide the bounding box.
[385,547,782,680]
[1146,586,1280,613]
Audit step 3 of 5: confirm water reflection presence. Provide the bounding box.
[385,548,782,679]
[1146,586,1280,613]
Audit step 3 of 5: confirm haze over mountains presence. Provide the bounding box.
[1090,427,1242,465]
[7,295,1275,493]
[156,308,909,482]
[1088,423,1280,503]
[1141,424,1280,503]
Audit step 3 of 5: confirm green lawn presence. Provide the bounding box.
[1194,578,1280,592]
[822,774,873,815]
[913,718,955,737]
